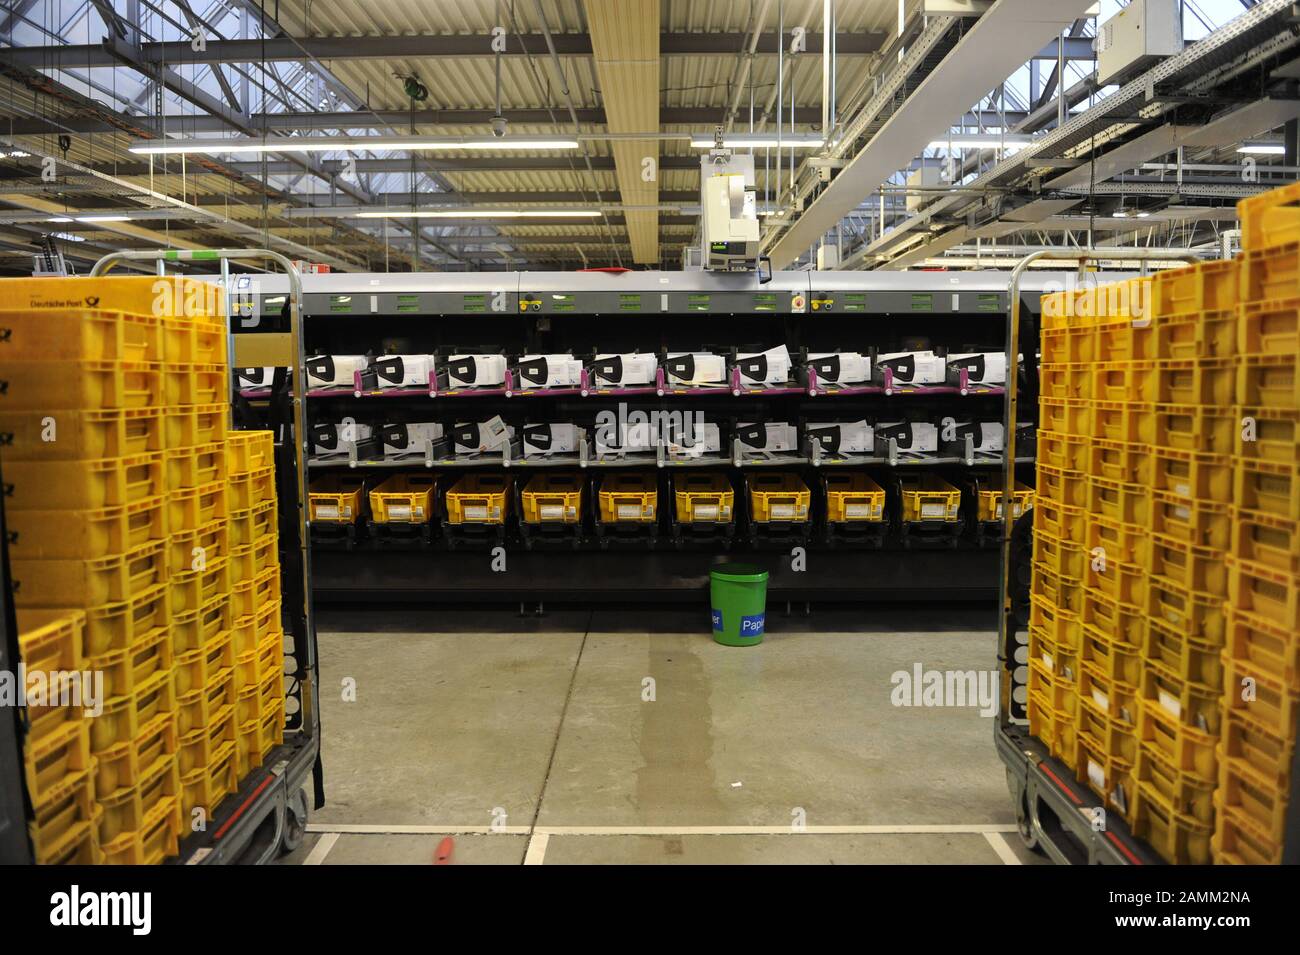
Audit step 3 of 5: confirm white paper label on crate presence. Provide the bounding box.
[541,505,564,520]
[921,503,945,519]
[846,503,872,518]
[1042,651,1054,672]
[1174,482,1191,497]
[316,505,339,520]
[1174,505,1190,519]
[772,504,795,520]
[1091,688,1109,712]
[696,504,718,520]
[617,504,643,519]
[465,506,488,521]
[1087,759,1106,793]
[1158,690,1182,719]
[389,505,412,521]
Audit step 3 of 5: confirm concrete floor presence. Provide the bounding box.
[281,606,1046,865]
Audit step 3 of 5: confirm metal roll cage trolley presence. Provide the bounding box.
[994,247,1300,865]
[89,249,321,865]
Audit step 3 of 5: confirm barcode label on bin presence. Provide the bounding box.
[465,505,488,520]
[696,504,718,520]
[617,504,642,519]
[921,503,946,518]
[1091,688,1109,712]
[772,504,794,520]
[1041,651,1054,672]
[389,505,413,521]
[541,505,564,520]
[1158,689,1181,719]
[846,503,877,519]
[316,505,339,520]
[1086,759,1105,792]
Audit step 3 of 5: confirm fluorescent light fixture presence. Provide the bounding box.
[355,209,599,219]
[128,136,580,156]
[689,135,823,149]
[47,215,132,223]
[1111,210,1130,218]
[1237,142,1285,155]
[1134,211,1151,218]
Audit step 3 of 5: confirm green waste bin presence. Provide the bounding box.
[710,563,769,646]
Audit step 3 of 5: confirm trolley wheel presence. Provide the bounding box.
[1007,768,1042,854]
[281,788,309,854]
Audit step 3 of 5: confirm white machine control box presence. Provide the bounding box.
[1096,0,1182,86]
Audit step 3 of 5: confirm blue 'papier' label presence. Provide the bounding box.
[740,613,765,637]
[711,609,723,631]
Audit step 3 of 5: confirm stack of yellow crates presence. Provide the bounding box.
[0,276,285,864]
[1032,180,1300,865]
[1213,182,1300,864]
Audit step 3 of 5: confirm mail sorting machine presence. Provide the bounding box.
[233,270,1069,605]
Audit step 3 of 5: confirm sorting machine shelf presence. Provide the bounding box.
[248,269,1062,604]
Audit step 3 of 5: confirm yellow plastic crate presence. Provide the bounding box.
[1213,801,1283,865]
[1232,509,1299,575]
[0,308,164,362]
[225,429,274,475]
[444,474,510,524]
[1084,513,1148,566]
[1078,696,1138,763]
[824,472,886,523]
[89,668,176,753]
[1037,430,1087,472]
[77,583,170,657]
[1149,533,1228,598]
[1235,459,1300,520]
[1238,407,1299,464]
[163,442,225,493]
[1035,533,1085,579]
[180,740,237,820]
[1032,496,1085,544]
[28,772,98,865]
[0,275,222,318]
[1074,735,1134,824]
[89,626,172,700]
[16,610,87,735]
[1039,397,1090,437]
[230,499,277,546]
[1088,439,1151,486]
[1241,241,1300,304]
[1032,562,1082,614]
[521,473,584,524]
[597,472,657,523]
[1136,697,1217,780]
[308,474,366,524]
[1151,403,1235,456]
[1079,624,1141,685]
[1238,353,1298,410]
[1038,363,1090,400]
[369,473,437,524]
[1081,589,1146,648]
[0,407,162,460]
[229,465,275,511]
[1139,660,1220,735]
[13,539,167,607]
[8,496,166,561]
[1086,476,1149,527]
[177,705,235,776]
[1152,448,1232,503]
[1079,661,1139,726]
[99,755,182,850]
[254,598,282,646]
[1227,554,1299,632]
[5,453,163,511]
[162,363,227,407]
[1219,711,1294,790]
[1094,320,1156,363]
[232,565,279,618]
[171,593,232,655]
[1226,611,1300,692]
[93,710,177,799]
[1089,400,1155,445]
[1144,618,1223,691]
[1238,297,1298,357]
[1085,559,1147,618]
[170,556,232,615]
[0,360,161,410]
[748,472,810,523]
[101,795,183,865]
[1151,259,1239,317]
[1133,783,1213,865]
[1029,594,1081,651]
[167,520,229,577]
[175,671,235,737]
[1153,310,1235,360]
[673,472,733,523]
[1135,745,1214,825]
[1238,180,1300,252]
[163,403,225,450]
[174,631,236,698]
[898,474,960,523]
[1147,577,1226,646]
[24,719,92,808]
[160,315,227,365]
[228,533,277,583]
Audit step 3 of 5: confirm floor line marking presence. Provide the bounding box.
[523,832,550,865]
[983,831,1023,865]
[307,824,531,835]
[306,823,1019,836]
[303,832,339,865]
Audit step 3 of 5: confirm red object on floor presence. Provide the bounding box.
[434,836,455,864]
